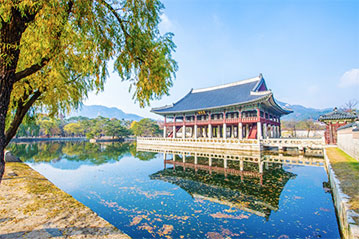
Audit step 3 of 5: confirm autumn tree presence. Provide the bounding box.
[0,1,177,174]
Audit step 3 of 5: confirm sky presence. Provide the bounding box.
[84,0,359,119]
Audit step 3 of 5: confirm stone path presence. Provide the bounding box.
[0,162,130,239]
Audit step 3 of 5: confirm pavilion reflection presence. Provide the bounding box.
[138,145,324,219]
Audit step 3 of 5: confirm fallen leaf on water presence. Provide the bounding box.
[158,224,174,236]
[206,232,224,239]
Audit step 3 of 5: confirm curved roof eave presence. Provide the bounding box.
[267,95,293,115]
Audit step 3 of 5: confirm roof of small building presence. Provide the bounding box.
[337,121,359,131]
[319,108,358,121]
[151,74,292,115]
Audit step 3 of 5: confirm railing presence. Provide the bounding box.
[137,137,259,145]
[261,138,325,148]
[242,117,258,123]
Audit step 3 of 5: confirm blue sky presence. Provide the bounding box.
[85,0,359,119]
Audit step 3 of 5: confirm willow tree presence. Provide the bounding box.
[0,1,177,173]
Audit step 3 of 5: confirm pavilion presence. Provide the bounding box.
[151,74,292,140]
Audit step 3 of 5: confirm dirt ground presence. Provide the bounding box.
[0,162,130,239]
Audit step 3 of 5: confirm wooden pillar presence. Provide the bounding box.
[223,110,226,139]
[194,114,198,139]
[173,116,176,139]
[238,122,243,139]
[257,121,262,139]
[163,116,167,138]
[263,123,267,138]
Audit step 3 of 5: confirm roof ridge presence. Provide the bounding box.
[192,75,261,93]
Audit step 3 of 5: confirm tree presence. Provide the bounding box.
[63,122,83,136]
[0,1,177,175]
[131,118,161,136]
[341,99,358,114]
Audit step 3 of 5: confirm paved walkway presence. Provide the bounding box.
[0,162,130,239]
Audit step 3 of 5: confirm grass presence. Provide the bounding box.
[326,147,359,223]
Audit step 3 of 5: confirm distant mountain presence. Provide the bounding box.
[278,101,332,121]
[68,105,143,121]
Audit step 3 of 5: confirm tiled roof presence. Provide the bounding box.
[319,109,358,121]
[338,121,359,131]
[152,75,292,115]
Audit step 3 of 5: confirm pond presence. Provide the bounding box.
[8,142,340,238]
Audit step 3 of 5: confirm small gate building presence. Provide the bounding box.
[151,74,292,140]
[319,108,358,144]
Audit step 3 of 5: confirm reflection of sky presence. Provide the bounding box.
[28,151,340,238]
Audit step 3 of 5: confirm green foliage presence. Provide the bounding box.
[131,118,161,136]
[1,0,177,143]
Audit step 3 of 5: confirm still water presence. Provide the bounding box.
[9,142,340,238]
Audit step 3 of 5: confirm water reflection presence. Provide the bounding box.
[139,145,324,219]
[7,142,339,238]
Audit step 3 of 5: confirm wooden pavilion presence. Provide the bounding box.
[151,74,292,140]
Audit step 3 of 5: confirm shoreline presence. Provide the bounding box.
[0,162,130,239]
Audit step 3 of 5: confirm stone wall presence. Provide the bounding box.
[337,127,359,161]
[324,149,359,239]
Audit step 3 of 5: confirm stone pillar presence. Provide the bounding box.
[173,153,175,161]
[240,160,244,171]
[163,126,167,138]
[209,157,212,166]
[257,121,262,139]
[217,126,220,138]
[238,122,243,139]
[231,125,234,138]
[224,158,227,168]
[223,123,227,139]
[246,124,250,139]
[194,125,197,139]
[194,153,198,164]
[182,153,186,163]
[209,124,212,138]
[182,125,186,139]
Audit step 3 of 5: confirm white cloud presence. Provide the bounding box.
[339,69,359,87]
[159,14,173,32]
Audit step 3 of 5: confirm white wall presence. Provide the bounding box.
[337,128,359,161]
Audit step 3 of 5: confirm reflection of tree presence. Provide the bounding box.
[8,142,132,165]
[150,165,295,219]
[130,143,157,161]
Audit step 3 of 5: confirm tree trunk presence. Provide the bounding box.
[0,8,30,182]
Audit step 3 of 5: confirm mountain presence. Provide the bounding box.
[68,105,143,121]
[68,103,332,122]
[278,101,332,121]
